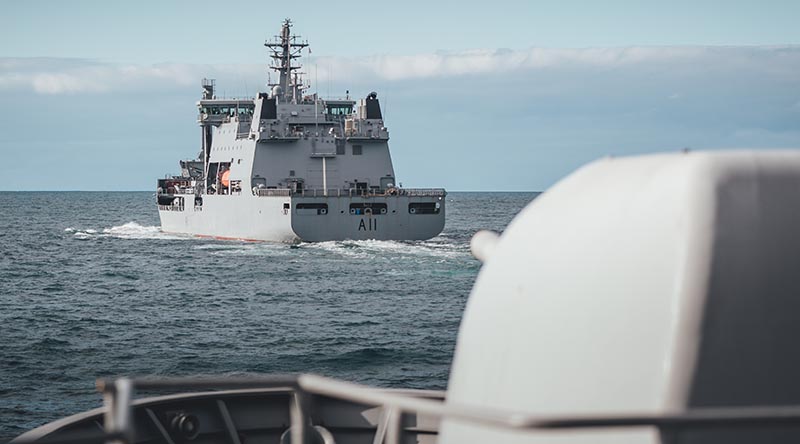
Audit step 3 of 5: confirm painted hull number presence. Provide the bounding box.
[358,218,377,231]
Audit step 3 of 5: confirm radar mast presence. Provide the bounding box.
[265,18,309,103]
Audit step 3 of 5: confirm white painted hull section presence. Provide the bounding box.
[159,194,295,242]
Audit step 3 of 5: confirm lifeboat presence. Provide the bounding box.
[220,170,230,188]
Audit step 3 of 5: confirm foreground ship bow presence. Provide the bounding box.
[157,20,445,242]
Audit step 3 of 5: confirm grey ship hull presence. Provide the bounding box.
[159,192,445,242]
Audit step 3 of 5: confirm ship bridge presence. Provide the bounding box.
[198,99,255,125]
[324,100,354,120]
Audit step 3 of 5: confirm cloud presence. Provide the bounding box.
[1,47,799,191]
[0,58,204,94]
[1,45,799,95]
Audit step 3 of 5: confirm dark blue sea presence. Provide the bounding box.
[0,191,537,439]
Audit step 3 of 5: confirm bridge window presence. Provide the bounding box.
[326,105,353,115]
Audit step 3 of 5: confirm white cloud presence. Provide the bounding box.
[0,58,204,94]
[31,72,107,94]
[1,45,798,95]
[1,47,799,191]
[316,45,800,82]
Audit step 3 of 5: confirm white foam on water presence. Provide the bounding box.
[196,242,259,255]
[193,244,236,250]
[193,241,295,256]
[359,239,464,259]
[66,221,465,258]
[308,241,370,258]
[419,240,468,258]
[305,239,465,260]
[102,222,187,240]
[67,222,188,240]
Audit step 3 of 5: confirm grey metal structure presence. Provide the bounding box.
[15,375,800,444]
[157,19,445,242]
[12,376,444,444]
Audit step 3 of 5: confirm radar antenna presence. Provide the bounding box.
[265,18,309,103]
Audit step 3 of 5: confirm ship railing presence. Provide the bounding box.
[298,188,345,197]
[295,188,447,198]
[344,127,390,140]
[254,188,292,197]
[252,188,445,198]
[401,188,447,197]
[175,187,201,195]
[157,205,184,212]
[37,374,800,444]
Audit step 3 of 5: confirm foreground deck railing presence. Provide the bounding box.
[14,374,800,444]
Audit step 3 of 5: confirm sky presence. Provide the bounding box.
[1,0,799,191]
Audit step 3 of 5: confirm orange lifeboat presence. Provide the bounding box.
[220,170,230,188]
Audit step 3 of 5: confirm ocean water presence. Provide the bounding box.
[0,191,537,439]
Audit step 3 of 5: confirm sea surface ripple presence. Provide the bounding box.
[0,191,537,439]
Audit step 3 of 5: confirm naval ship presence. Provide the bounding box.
[156,20,445,242]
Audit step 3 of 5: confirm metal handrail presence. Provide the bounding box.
[298,375,800,430]
[401,188,446,197]
[293,188,446,198]
[85,374,800,444]
[254,188,292,197]
[247,187,447,198]
[157,205,184,212]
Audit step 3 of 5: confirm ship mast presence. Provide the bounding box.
[265,19,308,103]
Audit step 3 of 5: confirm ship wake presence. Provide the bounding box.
[305,239,466,260]
[65,222,189,240]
